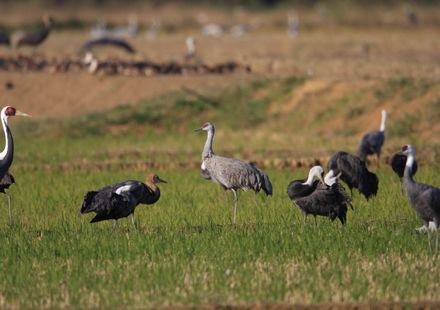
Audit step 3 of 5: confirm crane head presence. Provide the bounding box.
[402,144,414,156]
[146,173,167,185]
[194,122,213,132]
[2,106,31,118]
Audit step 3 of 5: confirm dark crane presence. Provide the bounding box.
[328,151,378,200]
[402,145,440,252]
[288,166,351,227]
[195,122,272,224]
[0,32,10,46]
[80,37,136,54]
[16,15,53,49]
[359,110,387,166]
[80,173,167,230]
[0,106,30,223]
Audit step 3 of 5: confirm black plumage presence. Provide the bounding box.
[81,37,136,54]
[402,145,440,252]
[390,152,417,179]
[80,173,166,229]
[0,172,14,193]
[287,166,350,226]
[16,16,52,48]
[328,151,378,200]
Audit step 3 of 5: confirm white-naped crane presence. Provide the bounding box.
[328,151,378,200]
[0,106,30,223]
[287,166,351,227]
[402,145,440,252]
[80,173,167,230]
[16,15,53,50]
[195,122,272,224]
[359,110,387,166]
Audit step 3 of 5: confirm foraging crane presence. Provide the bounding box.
[195,122,272,224]
[16,15,53,49]
[288,166,351,227]
[359,110,387,166]
[328,151,378,200]
[80,173,167,230]
[81,37,136,54]
[402,145,440,252]
[0,106,30,223]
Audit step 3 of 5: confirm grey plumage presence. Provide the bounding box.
[80,173,166,229]
[328,151,378,200]
[402,145,440,252]
[196,122,272,224]
[287,167,351,226]
[359,110,387,166]
[81,37,136,54]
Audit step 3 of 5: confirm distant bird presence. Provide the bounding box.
[402,145,440,252]
[185,36,197,60]
[90,19,108,39]
[404,4,418,26]
[112,15,138,38]
[328,151,378,200]
[80,173,167,230]
[81,37,136,54]
[146,18,161,41]
[359,110,387,166]
[195,122,272,224]
[16,15,53,49]
[288,166,351,227]
[0,32,10,46]
[201,24,224,37]
[0,106,30,223]
[287,12,300,38]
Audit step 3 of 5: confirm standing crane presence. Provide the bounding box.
[195,122,272,224]
[0,106,30,223]
[328,151,378,200]
[402,145,440,252]
[359,110,387,166]
[81,173,167,230]
[16,15,53,50]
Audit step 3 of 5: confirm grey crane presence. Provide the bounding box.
[402,145,440,252]
[195,122,272,224]
[287,166,351,227]
[0,106,30,223]
[16,15,53,50]
[80,173,167,230]
[328,151,378,200]
[359,110,387,166]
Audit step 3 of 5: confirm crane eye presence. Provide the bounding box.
[5,107,15,116]
[402,145,408,152]
[203,123,209,128]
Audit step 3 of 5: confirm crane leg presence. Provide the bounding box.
[112,220,118,231]
[302,213,307,231]
[436,229,439,254]
[130,213,137,230]
[231,189,238,225]
[427,231,432,253]
[377,153,381,168]
[313,216,317,228]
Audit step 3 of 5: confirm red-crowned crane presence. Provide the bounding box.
[359,110,387,166]
[195,122,272,224]
[0,106,30,223]
[402,145,440,252]
[80,173,167,230]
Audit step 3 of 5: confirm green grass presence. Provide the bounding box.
[1,166,440,308]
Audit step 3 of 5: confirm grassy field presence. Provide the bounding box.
[0,77,440,308]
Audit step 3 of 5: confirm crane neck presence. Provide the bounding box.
[302,171,316,186]
[202,127,215,160]
[0,114,13,173]
[403,152,415,182]
[380,111,387,132]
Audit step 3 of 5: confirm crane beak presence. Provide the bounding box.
[15,110,31,117]
[157,177,167,184]
[194,127,203,132]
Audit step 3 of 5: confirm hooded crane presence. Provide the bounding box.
[390,151,418,179]
[0,106,30,223]
[81,37,136,54]
[359,110,387,166]
[287,166,351,227]
[16,15,53,49]
[402,145,440,252]
[195,122,272,224]
[328,151,378,200]
[80,173,167,230]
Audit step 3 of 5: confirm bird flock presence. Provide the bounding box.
[0,105,439,252]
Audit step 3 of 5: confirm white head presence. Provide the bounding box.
[195,122,214,133]
[324,169,341,187]
[1,106,31,122]
[380,110,387,132]
[402,144,415,156]
[186,36,196,53]
[303,165,324,185]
